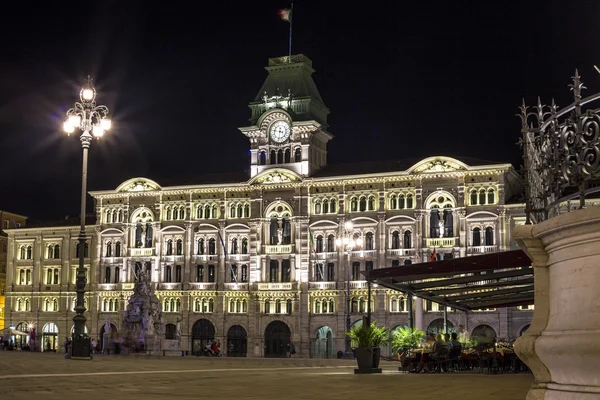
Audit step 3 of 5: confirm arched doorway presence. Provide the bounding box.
[471,324,497,344]
[519,324,530,337]
[264,321,290,358]
[313,326,334,359]
[427,318,455,335]
[227,325,247,357]
[42,323,59,352]
[14,322,30,349]
[99,323,118,351]
[192,319,215,355]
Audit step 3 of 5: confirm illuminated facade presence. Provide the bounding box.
[0,210,27,331]
[4,55,532,356]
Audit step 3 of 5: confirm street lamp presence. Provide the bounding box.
[63,76,111,359]
[336,220,362,359]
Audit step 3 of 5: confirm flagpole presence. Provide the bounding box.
[288,1,294,62]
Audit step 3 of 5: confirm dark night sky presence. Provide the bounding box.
[1,1,599,221]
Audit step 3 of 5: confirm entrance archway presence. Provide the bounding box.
[42,323,59,352]
[14,322,30,349]
[192,319,215,355]
[313,326,334,358]
[227,325,247,357]
[471,324,497,344]
[99,323,118,351]
[264,320,290,358]
[427,318,455,335]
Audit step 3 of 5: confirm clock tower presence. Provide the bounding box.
[239,54,333,178]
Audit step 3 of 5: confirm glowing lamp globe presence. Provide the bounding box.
[92,125,104,137]
[68,115,81,127]
[100,118,111,130]
[63,121,75,134]
[344,221,354,231]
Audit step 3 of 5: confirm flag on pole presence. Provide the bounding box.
[279,8,292,22]
[309,231,317,255]
[218,231,237,282]
[429,248,437,262]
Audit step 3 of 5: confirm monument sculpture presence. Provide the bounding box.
[121,269,164,354]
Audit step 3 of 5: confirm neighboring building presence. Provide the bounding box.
[0,210,27,330]
[5,54,532,356]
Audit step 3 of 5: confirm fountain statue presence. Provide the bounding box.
[121,269,163,354]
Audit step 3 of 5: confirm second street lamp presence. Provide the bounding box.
[63,76,111,359]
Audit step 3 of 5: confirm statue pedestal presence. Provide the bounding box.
[513,206,600,399]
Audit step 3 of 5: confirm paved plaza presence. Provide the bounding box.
[0,352,532,400]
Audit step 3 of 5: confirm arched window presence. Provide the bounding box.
[399,195,406,209]
[479,190,486,205]
[260,151,267,165]
[316,235,324,253]
[472,227,481,247]
[390,194,397,210]
[244,204,250,218]
[175,265,182,282]
[270,150,277,165]
[211,204,218,219]
[330,199,336,213]
[53,244,60,259]
[275,299,282,314]
[115,242,121,257]
[315,299,321,313]
[403,230,412,249]
[196,205,203,219]
[166,207,172,220]
[359,298,366,313]
[194,298,201,312]
[264,300,271,314]
[166,239,173,255]
[284,148,291,163]
[241,238,248,254]
[176,239,183,255]
[26,245,32,259]
[487,189,495,204]
[165,265,172,282]
[241,265,248,282]
[277,149,284,164]
[47,246,53,259]
[294,147,301,162]
[391,231,400,249]
[351,297,358,313]
[327,234,335,252]
[328,298,335,312]
[406,194,413,208]
[471,190,478,205]
[236,204,242,218]
[208,238,216,255]
[286,299,292,314]
[351,197,358,212]
[314,200,322,215]
[118,210,124,222]
[115,267,120,283]
[198,238,204,255]
[391,297,398,312]
[322,200,329,214]
[359,197,367,212]
[105,267,111,283]
[367,196,375,211]
[231,238,238,254]
[485,227,494,246]
[230,204,236,218]
[365,232,374,250]
[106,242,112,257]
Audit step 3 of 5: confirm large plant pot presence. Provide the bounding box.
[372,347,381,369]
[355,347,373,370]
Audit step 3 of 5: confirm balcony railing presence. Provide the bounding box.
[129,248,154,257]
[309,281,337,290]
[426,237,457,248]
[257,282,293,290]
[349,249,377,258]
[188,282,216,290]
[158,282,182,290]
[387,248,416,257]
[227,254,250,262]
[315,251,337,260]
[223,282,249,291]
[193,254,219,262]
[263,244,294,254]
[468,245,498,254]
[343,281,368,289]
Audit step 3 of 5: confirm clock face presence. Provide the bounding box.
[269,121,291,143]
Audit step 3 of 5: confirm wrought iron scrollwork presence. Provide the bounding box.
[518,70,600,223]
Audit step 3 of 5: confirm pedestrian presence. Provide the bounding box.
[289,341,296,358]
[91,338,96,354]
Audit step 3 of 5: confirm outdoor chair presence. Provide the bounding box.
[427,346,450,373]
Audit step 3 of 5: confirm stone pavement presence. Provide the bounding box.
[0,352,532,400]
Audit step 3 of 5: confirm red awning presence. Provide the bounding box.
[365,249,533,311]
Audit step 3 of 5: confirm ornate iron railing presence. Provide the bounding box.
[518,70,600,223]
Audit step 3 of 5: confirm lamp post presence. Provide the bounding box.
[336,220,362,359]
[63,76,111,359]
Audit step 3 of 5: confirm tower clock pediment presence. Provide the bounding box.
[248,169,302,185]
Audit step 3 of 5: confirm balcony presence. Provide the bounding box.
[387,248,417,257]
[309,281,337,290]
[349,249,377,258]
[193,254,219,262]
[263,244,294,254]
[188,282,217,290]
[315,251,337,260]
[468,245,498,254]
[129,248,154,257]
[426,237,457,248]
[343,281,368,289]
[223,282,249,291]
[227,254,250,262]
[158,282,183,290]
[257,282,293,290]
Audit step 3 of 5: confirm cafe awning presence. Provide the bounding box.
[365,249,533,312]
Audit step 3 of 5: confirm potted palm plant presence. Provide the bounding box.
[346,322,388,371]
[391,327,425,361]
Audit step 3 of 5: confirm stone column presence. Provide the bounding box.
[415,297,424,331]
[513,206,600,400]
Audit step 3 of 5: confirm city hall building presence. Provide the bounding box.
[4,55,532,357]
